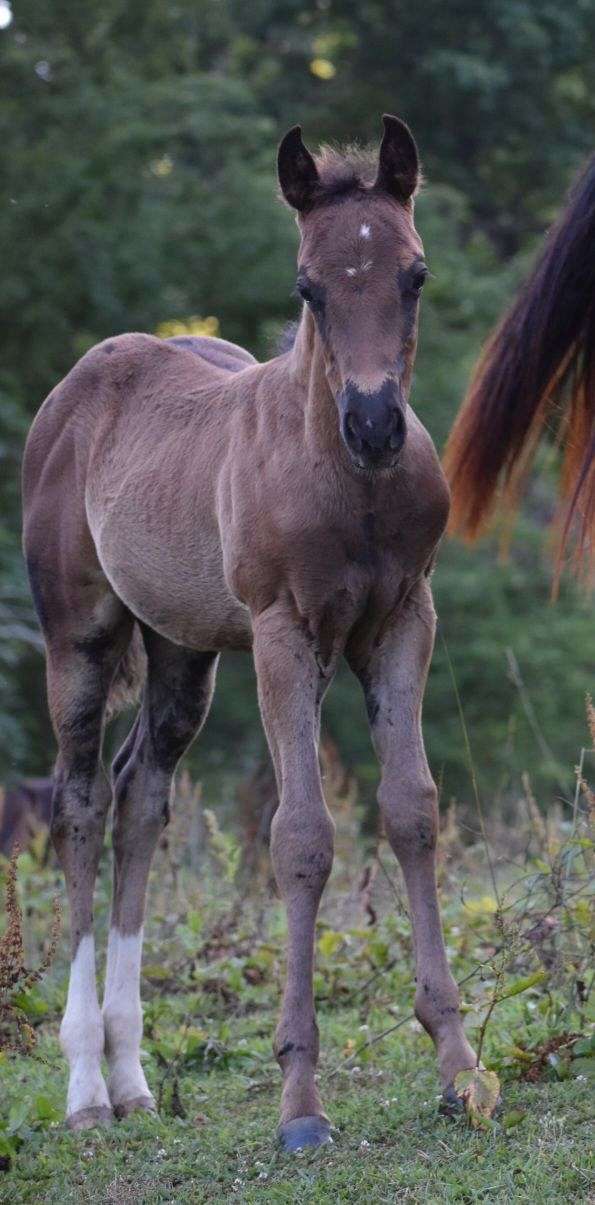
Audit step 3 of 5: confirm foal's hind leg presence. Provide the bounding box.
[348,580,477,1104]
[46,606,133,1130]
[103,629,218,1118]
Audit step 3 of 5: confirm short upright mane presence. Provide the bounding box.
[277,144,379,208]
[313,145,379,200]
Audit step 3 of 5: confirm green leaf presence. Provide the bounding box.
[505,1045,533,1064]
[503,1109,526,1129]
[10,988,48,1018]
[33,1095,61,1123]
[572,1033,595,1059]
[0,1132,17,1159]
[186,910,204,935]
[532,859,551,874]
[7,1098,31,1136]
[547,1052,572,1081]
[142,963,170,981]
[497,971,546,1001]
[317,930,344,958]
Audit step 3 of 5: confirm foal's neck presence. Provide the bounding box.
[289,308,344,461]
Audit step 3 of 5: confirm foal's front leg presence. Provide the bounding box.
[349,580,477,1102]
[252,604,335,1151]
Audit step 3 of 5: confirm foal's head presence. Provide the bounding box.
[278,115,425,472]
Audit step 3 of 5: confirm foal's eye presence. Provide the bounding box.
[408,266,429,295]
[297,281,314,304]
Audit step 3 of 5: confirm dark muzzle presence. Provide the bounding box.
[340,381,407,469]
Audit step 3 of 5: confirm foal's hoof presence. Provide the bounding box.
[440,1073,502,1121]
[439,1083,466,1117]
[114,1095,157,1120]
[66,1105,114,1131]
[278,1115,333,1152]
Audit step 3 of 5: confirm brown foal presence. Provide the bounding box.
[22,116,477,1148]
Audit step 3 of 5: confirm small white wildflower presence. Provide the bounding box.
[358,1024,369,1032]
[156,1148,167,1159]
[359,1139,370,1150]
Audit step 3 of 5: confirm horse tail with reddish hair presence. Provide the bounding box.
[443,152,595,581]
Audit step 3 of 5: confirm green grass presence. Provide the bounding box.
[1,998,592,1204]
[0,778,593,1203]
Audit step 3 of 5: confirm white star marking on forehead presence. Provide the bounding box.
[359,223,371,239]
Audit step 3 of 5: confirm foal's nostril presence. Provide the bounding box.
[389,408,406,451]
[345,411,363,452]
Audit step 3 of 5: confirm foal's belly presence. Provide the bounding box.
[93,515,253,652]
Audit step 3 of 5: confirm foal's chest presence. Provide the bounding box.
[234,495,432,631]
[225,428,448,653]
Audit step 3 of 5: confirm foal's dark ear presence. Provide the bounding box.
[374,114,420,203]
[277,125,320,212]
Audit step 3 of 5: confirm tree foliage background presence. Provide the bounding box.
[1,0,594,807]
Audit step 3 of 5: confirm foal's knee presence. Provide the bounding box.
[270,798,335,897]
[379,773,438,861]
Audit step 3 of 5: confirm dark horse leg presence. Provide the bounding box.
[45,593,133,1129]
[348,579,477,1103]
[103,628,218,1117]
[252,602,336,1151]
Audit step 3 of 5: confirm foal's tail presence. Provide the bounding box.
[443,152,595,582]
[107,623,147,718]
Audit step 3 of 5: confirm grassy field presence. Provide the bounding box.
[0,766,593,1203]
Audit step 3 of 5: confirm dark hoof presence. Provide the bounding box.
[66,1105,114,1131]
[114,1095,157,1120]
[440,1081,502,1119]
[440,1083,466,1117]
[278,1115,333,1152]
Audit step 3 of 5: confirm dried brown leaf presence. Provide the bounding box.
[454,1068,500,1126]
